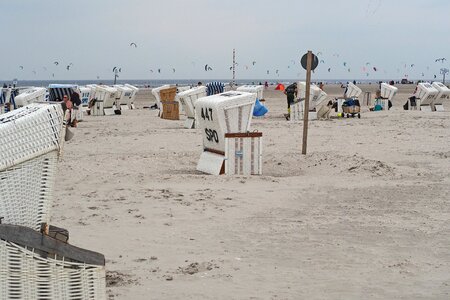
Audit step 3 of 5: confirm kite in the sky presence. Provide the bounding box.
[435,58,446,63]
[373,67,377,72]
[97,76,100,79]
[158,69,161,73]
[327,68,331,72]
[149,69,154,73]
[19,66,24,70]
[172,68,176,73]
[343,62,347,67]
[316,51,323,56]
[366,62,371,66]
[410,64,415,68]
[267,70,269,74]
[130,42,137,48]
[276,70,279,74]
[52,73,55,77]
[54,61,59,66]
[252,61,256,66]
[112,67,122,73]
[320,60,325,64]
[66,65,71,71]
[347,68,351,72]
[434,75,437,78]
[204,64,212,71]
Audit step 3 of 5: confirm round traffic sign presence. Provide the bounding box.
[301,53,319,71]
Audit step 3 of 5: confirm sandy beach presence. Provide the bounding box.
[52,84,450,299]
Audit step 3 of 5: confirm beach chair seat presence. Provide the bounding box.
[0,224,106,300]
[0,103,65,231]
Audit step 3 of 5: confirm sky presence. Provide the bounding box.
[1,0,449,81]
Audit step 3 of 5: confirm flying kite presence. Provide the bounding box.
[347,68,351,72]
[320,60,325,64]
[66,65,71,71]
[204,64,212,71]
[435,58,446,63]
[52,73,55,77]
[252,61,256,66]
[373,67,377,72]
[316,51,323,56]
[343,62,347,67]
[229,66,233,70]
[172,68,176,73]
[130,42,137,48]
[158,69,161,73]
[54,61,59,66]
[434,75,437,78]
[19,66,24,70]
[366,62,371,66]
[327,68,331,72]
[410,64,415,68]
[112,67,122,73]
[97,76,100,79]
[267,70,269,74]
[276,70,279,74]
[149,69,154,73]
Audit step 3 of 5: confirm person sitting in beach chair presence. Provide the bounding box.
[370,90,392,111]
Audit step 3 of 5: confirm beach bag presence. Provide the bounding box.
[253,99,268,117]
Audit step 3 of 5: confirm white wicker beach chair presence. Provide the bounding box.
[0,224,106,300]
[0,103,65,231]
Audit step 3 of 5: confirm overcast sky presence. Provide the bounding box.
[1,0,449,81]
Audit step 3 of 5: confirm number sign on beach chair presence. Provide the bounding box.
[195,91,262,176]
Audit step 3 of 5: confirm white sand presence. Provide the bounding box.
[53,84,450,299]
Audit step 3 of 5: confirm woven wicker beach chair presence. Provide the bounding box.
[0,103,65,231]
[0,224,106,300]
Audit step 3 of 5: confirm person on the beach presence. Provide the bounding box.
[197,82,203,86]
[264,81,269,89]
[70,91,81,127]
[62,95,73,125]
[283,82,297,120]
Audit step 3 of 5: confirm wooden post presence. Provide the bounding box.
[302,51,313,155]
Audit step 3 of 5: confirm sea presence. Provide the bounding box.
[1,78,407,88]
